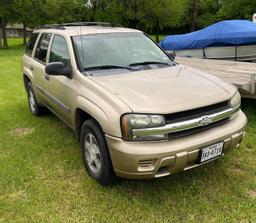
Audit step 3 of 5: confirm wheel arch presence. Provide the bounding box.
[23,74,31,92]
[74,108,105,143]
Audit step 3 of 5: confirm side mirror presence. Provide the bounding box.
[166,51,176,60]
[45,62,72,78]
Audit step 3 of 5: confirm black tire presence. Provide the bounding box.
[80,119,116,186]
[27,82,44,116]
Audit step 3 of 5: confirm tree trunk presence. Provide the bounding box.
[0,18,3,48]
[90,1,97,21]
[190,0,198,31]
[155,19,160,43]
[1,19,8,48]
[22,21,27,45]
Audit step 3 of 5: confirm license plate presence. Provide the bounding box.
[199,142,224,163]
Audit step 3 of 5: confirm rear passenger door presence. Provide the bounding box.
[32,33,52,104]
[23,32,40,94]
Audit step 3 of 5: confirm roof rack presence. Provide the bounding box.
[36,22,122,30]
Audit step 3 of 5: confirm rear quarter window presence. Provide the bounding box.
[25,33,39,56]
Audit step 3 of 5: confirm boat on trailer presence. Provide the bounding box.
[160,20,256,62]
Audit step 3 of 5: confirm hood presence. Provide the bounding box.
[90,65,236,114]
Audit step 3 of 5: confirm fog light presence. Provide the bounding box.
[138,160,155,172]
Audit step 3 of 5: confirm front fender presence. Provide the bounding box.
[75,95,122,137]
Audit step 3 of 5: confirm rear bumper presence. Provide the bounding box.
[106,110,247,179]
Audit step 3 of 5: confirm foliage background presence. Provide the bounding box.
[1,0,256,46]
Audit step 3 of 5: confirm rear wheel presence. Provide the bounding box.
[80,119,116,186]
[27,82,44,116]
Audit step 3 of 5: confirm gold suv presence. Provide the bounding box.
[22,22,247,185]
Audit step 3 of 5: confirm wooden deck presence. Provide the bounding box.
[176,57,256,99]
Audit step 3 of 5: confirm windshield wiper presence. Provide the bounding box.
[84,65,139,71]
[129,61,171,66]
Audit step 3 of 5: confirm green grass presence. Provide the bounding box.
[0,38,255,223]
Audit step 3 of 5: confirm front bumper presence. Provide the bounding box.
[106,110,247,179]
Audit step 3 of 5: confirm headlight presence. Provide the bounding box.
[230,91,241,107]
[121,114,167,141]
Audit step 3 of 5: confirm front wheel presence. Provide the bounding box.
[80,119,116,186]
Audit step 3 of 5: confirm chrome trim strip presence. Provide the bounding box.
[133,105,240,137]
[36,84,70,113]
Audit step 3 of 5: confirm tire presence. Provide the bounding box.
[27,82,44,116]
[80,119,116,186]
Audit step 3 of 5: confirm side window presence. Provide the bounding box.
[49,35,70,67]
[26,33,39,56]
[34,33,52,63]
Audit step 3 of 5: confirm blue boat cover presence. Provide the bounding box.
[160,20,256,50]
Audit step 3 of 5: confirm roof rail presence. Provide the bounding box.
[62,22,122,27]
[35,24,65,30]
[36,22,122,30]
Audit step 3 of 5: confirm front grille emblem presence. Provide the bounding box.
[199,116,213,126]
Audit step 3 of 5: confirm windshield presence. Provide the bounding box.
[72,32,172,71]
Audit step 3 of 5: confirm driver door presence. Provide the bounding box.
[43,34,76,126]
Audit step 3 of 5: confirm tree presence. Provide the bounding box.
[14,0,51,45]
[0,28,2,48]
[218,0,256,20]
[143,0,185,42]
[182,0,222,31]
[41,0,88,24]
[86,0,109,22]
[112,0,145,28]
[14,0,39,45]
[0,0,16,48]
[190,0,198,31]
[197,0,222,28]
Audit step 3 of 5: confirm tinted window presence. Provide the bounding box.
[34,33,52,63]
[26,33,39,56]
[49,35,70,67]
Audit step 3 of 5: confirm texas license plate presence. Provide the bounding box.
[199,142,224,163]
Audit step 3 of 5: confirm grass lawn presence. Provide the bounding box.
[0,38,255,223]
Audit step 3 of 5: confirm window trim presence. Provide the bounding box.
[71,36,84,72]
[47,34,73,79]
[33,32,53,65]
[47,34,71,66]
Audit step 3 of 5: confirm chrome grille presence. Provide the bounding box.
[164,101,229,124]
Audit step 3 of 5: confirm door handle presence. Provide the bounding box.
[29,66,34,71]
[45,75,49,81]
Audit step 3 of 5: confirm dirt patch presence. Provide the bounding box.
[228,167,244,177]
[246,144,254,150]
[10,128,34,136]
[127,188,143,197]
[247,190,256,199]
